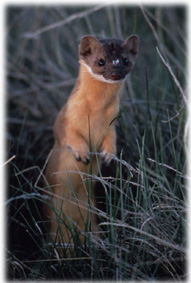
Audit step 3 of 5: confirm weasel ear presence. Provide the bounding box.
[79,35,101,59]
[122,34,139,58]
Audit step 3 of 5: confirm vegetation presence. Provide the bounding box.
[6,5,187,281]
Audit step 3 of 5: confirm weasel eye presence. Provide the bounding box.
[123,58,129,65]
[98,59,105,67]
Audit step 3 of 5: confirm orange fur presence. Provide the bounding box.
[44,59,123,243]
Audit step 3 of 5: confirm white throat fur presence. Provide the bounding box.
[82,62,125,84]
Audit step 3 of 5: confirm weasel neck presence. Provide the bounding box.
[77,60,123,101]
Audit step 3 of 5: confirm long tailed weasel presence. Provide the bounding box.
[44,35,139,244]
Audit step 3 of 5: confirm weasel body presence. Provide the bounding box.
[44,35,139,243]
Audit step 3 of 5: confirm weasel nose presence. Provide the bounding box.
[111,72,122,81]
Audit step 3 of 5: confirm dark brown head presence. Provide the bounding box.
[79,35,139,83]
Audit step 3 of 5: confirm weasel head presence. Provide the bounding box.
[79,34,139,84]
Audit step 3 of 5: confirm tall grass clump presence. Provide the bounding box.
[6,5,187,281]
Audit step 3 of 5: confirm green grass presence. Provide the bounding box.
[6,4,187,281]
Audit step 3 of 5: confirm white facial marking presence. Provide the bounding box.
[112,59,120,65]
[82,62,124,84]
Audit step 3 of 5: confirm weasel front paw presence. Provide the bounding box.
[75,151,90,164]
[100,150,114,165]
[66,145,90,164]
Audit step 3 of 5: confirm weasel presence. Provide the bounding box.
[44,34,139,244]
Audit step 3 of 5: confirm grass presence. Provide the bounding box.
[6,4,187,281]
